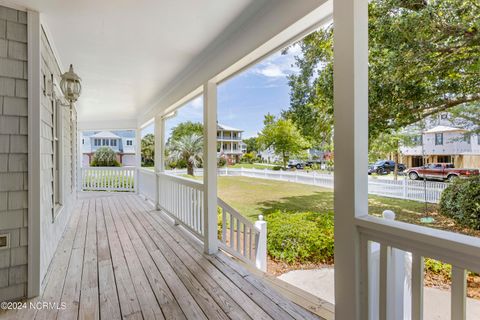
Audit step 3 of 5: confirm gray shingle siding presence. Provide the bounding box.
[0,5,28,301]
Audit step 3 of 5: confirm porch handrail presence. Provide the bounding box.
[358,213,480,319]
[157,172,205,239]
[217,198,267,271]
[155,172,267,271]
[81,166,135,192]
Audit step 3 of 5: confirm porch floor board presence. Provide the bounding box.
[3,194,322,320]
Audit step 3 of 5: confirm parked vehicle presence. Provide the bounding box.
[406,163,479,181]
[305,159,322,167]
[288,160,305,169]
[368,160,406,175]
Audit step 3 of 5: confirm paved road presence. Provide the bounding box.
[279,268,480,319]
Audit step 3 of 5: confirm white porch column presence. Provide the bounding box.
[203,81,218,254]
[333,0,369,318]
[154,115,165,209]
[134,127,142,193]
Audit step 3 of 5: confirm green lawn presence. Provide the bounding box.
[216,176,435,224]
[227,163,277,170]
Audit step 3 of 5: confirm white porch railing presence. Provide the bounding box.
[168,167,448,204]
[153,172,267,271]
[138,168,157,201]
[358,212,480,320]
[81,167,135,192]
[218,198,267,271]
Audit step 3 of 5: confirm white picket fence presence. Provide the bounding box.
[81,167,136,192]
[167,167,448,204]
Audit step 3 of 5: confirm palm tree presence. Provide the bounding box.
[167,133,203,176]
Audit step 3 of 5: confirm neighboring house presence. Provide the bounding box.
[259,146,281,163]
[81,130,136,166]
[400,125,480,169]
[217,123,245,164]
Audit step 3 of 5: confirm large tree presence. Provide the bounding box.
[243,137,259,153]
[285,0,480,143]
[258,114,311,169]
[168,121,203,145]
[167,133,203,176]
[141,134,155,166]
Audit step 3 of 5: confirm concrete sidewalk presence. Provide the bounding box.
[279,268,480,319]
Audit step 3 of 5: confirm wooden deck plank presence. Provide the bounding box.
[13,202,83,320]
[57,200,91,320]
[126,196,279,320]
[114,197,187,320]
[101,198,143,320]
[106,197,165,320]
[96,198,122,320]
[129,196,296,320]
[1,193,324,320]
[118,198,230,320]
[133,196,321,320]
[78,199,100,320]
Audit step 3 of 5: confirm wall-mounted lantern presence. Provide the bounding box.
[60,64,82,103]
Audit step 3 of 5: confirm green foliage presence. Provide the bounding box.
[91,147,120,167]
[241,152,255,164]
[217,156,227,167]
[257,114,311,169]
[243,137,259,153]
[266,211,334,264]
[167,133,203,176]
[285,0,480,142]
[141,134,155,167]
[424,258,452,280]
[272,166,283,171]
[440,176,480,229]
[168,121,203,144]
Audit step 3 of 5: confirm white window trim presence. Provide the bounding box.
[53,96,64,221]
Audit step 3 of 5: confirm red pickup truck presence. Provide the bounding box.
[406,163,479,181]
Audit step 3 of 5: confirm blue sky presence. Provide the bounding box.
[142,45,301,139]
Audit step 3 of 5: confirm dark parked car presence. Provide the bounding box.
[368,160,406,175]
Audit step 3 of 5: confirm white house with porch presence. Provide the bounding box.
[0,1,477,320]
[217,123,245,164]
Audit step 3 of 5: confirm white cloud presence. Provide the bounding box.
[190,96,203,109]
[250,45,301,78]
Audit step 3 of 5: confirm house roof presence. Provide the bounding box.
[217,123,243,132]
[424,126,467,134]
[90,131,121,139]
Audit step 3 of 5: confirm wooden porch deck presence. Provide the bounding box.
[5,194,323,320]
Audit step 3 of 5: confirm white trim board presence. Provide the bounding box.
[27,9,42,298]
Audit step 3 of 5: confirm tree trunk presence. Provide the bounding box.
[394,147,399,181]
[187,163,194,176]
[282,151,287,169]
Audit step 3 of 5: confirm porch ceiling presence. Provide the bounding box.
[12,0,256,122]
[14,0,329,129]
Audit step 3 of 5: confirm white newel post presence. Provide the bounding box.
[154,115,165,209]
[134,127,142,193]
[333,0,369,318]
[255,215,267,272]
[203,81,219,254]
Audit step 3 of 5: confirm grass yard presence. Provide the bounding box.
[227,163,277,169]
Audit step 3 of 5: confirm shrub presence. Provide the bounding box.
[424,258,451,280]
[91,147,120,167]
[440,176,480,229]
[217,156,227,167]
[266,211,334,264]
[272,166,283,171]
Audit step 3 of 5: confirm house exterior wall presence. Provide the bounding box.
[39,28,77,287]
[0,5,29,301]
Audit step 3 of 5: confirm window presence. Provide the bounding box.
[53,98,63,219]
[478,134,480,145]
[440,113,448,120]
[102,138,109,146]
[435,133,443,145]
[412,135,422,146]
[463,133,471,144]
[126,140,133,146]
[94,138,100,146]
[111,139,117,147]
[82,138,84,144]
[437,155,452,163]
